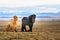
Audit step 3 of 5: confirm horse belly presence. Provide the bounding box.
[22,19,29,25]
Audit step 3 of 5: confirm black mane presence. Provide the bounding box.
[29,14,36,23]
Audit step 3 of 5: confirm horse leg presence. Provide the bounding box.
[24,25,27,32]
[14,27,17,32]
[6,24,10,32]
[21,24,25,32]
[28,24,33,32]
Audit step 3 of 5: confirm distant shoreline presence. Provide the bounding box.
[0,17,60,22]
[0,20,60,22]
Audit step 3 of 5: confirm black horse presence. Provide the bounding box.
[21,14,36,32]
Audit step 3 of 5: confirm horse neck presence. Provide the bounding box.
[13,20,18,24]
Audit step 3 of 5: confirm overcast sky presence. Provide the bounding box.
[0,0,60,13]
[0,0,60,7]
[0,0,60,20]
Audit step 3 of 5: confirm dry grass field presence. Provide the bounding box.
[0,20,60,40]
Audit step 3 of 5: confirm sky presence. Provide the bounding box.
[0,0,60,13]
[0,0,60,7]
[0,0,60,21]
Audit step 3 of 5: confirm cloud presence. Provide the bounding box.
[0,0,60,7]
[0,4,60,13]
[31,7,59,13]
[1,10,24,13]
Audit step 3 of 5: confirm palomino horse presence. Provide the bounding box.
[6,16,18,32]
